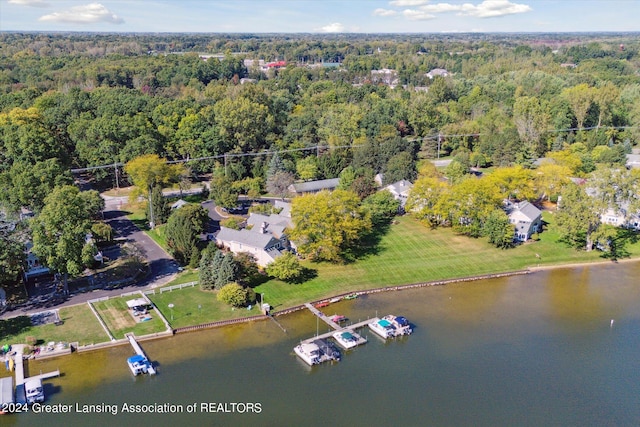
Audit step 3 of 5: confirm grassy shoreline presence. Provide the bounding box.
[3,213,639,347]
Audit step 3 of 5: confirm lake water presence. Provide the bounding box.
[3,262,640,426]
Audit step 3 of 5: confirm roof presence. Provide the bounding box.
[274,200,291,217]
[126,298,148,308]
[289,178,340,194]
[171,199,188,209]
[508,201,541,223]
[385,180,413,196]
[216,227,279,250]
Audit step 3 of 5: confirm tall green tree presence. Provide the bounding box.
[124,154,183,228]
[555,183,602,251]
[165,204,208,265]
[31,185,97,294]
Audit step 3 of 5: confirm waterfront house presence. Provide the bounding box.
[505,201,542,241]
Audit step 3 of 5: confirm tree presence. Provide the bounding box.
[215,252,238,288]
[150,186,169,225]
[213,97,273,152]
[296,156,318,181]
[562,84,594,130]
[266,252,305,283]
[406,176,450,227]
[289,189,371,262]
[217,282,255,308]
[266,170,295,199]
[361,190,400,226]
[555,183,602,250]
[124,154,183,228]
[165,204,208,265]
[31,185,97,294]
[0,221,25,290]
[199,243,220,290]
[534,162,571,201]
[486,165,535,202]
[483,210,515,249]
[384,151,416,185]
[210,175,239,209]
[513,96,549,155]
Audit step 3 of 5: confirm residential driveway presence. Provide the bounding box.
[103,209,179,286]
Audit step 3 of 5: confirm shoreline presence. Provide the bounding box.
[4,256,639,359]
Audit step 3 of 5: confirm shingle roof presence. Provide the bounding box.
[509,201,541,222]
[216,227,279,250]
[289,178,340,194]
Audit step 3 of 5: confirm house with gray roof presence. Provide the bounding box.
[384,180,413,207]
[216,201,294,266]
[216,226,284,267]
[506,201,542,241]
[288,178,340,196]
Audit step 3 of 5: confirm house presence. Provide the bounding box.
[288,178,340,196]
[216,226,284,267]
[171,199,188,210]
[24,241,50,280]
[384,180,413,207]
[426,68,449,79]
[506,201,542,241]
[216,201,295,267]
[370,68,398,86]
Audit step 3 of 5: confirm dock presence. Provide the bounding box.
[8,345,60,404]
[300,303,373,347]
[126,334,156,375]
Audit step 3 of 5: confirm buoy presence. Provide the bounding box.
[610,319,614,328]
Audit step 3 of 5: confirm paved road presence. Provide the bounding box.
[1,198,180,320]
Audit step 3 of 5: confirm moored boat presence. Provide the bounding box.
[343,294,358,300]
[383,315,413,335]
[331,314,348,323]
[294,342,321,366]
[127,354,152,376]
[332,330,365,350]
[368,318,396,339]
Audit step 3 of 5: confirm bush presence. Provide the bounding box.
[217,283,255,307]
[266,252,304,282]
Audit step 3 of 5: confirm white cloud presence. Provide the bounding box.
[403,9,436,20]
[459,0,532,18]
[319,22,345,33]
[373,8,398,17]
[39,3,124,24]
[420,1,532,18]
[380,0,532,20]
[8,0,50,7]
[390,0,431,6]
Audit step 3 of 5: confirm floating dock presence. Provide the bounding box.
[300,303,372,348]
[126,334,156,375]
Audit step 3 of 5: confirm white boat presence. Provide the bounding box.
[294,343,321,366]
[332,330,364,350]
[24,378,44,404]
[127,354,152,376]
[383,315,413,335]
[368,318,397,339]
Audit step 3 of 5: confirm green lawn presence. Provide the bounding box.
[148,286,262,328]
[141,212,640,327]
[92,297,167,339]
[253,213,637,310]
[0,305,109,347]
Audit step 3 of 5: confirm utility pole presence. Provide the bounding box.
[114,162,120,193]
[148,184,155,229]
[437,133,442,159]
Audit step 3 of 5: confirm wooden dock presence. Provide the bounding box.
[126,334,156,375]
[301,304,374,346]
[304,303,342,330]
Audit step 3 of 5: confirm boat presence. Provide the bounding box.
[127,354,153,376]
[331,314,348,323]
[0,377,13,413]
[24,378,44,404]
[314,339,341,362]
[294,342,321,366]
[383,315,413,335]
[368,318,397,339]
[343,294,358,300]
[329,297,342,303]
[315,301,330,308]
[332,330,365,350]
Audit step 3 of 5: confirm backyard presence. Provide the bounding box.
[92,296,167,339]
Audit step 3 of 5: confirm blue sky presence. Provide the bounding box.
[1,0,639,33]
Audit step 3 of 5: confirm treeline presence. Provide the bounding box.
[1,33,640,216]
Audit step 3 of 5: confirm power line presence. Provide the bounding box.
[69,124,640,174]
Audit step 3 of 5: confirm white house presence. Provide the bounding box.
[506,201,542,241]
[384,180,413,207]
[426,68,449,79]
